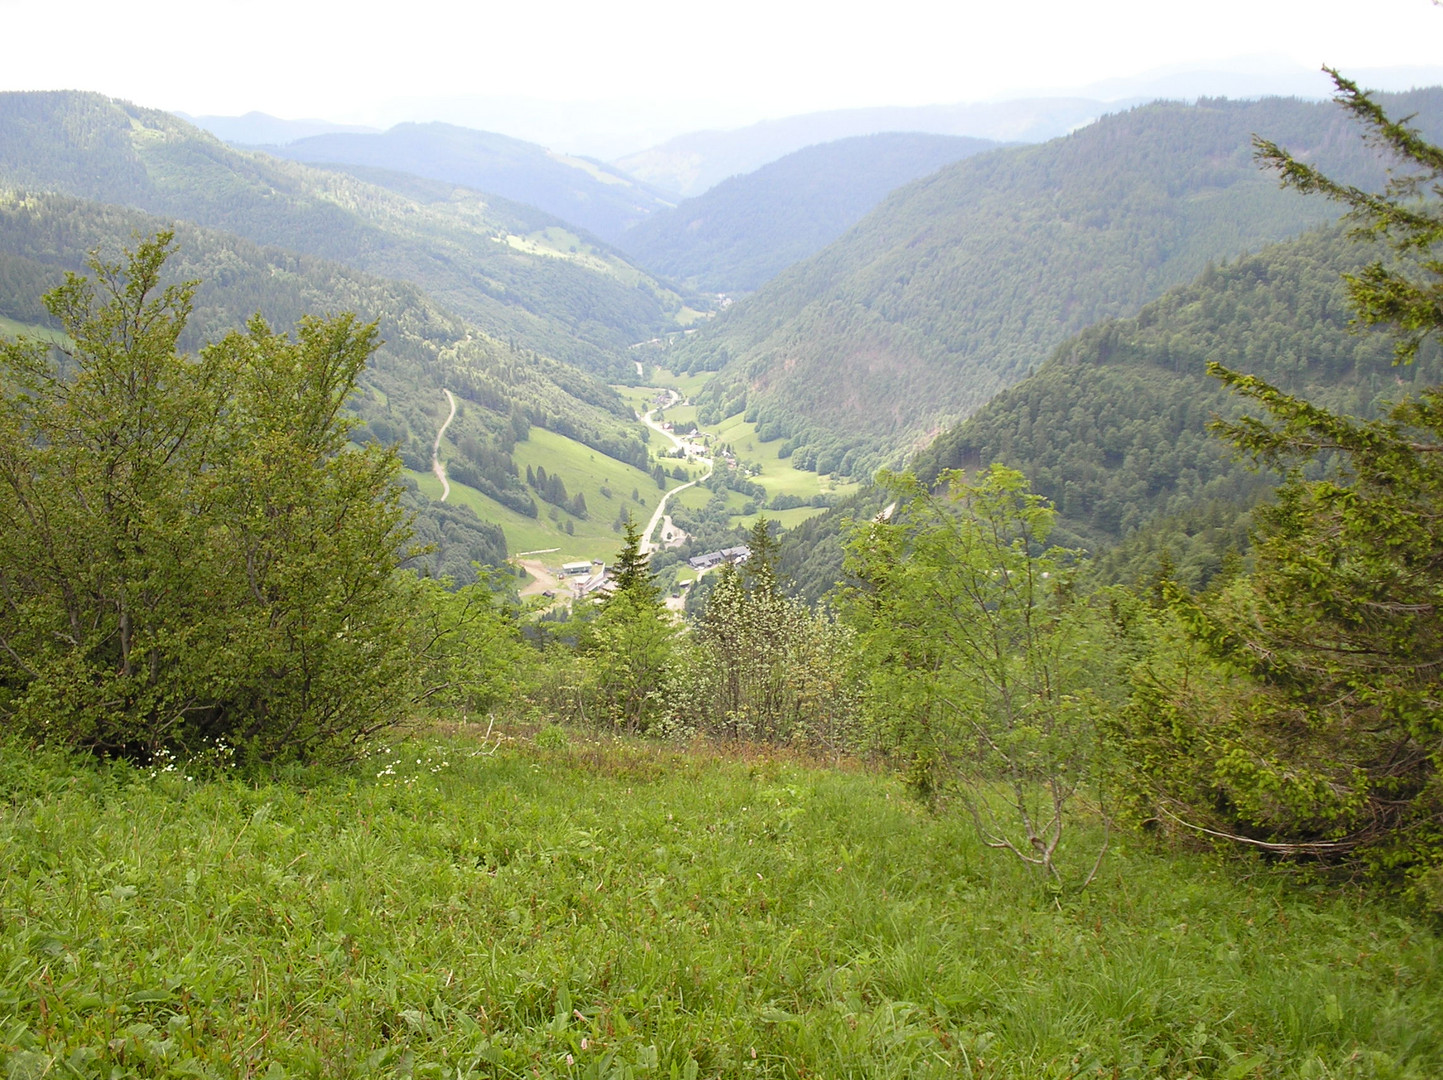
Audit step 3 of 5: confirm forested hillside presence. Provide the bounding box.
[919,226,1443,573]
[0,91,691,379]
[0,193,649,581]
[778,225,1443,602]
[616,133,997,293]
[265,123,673,243]
[676,92,1443,476]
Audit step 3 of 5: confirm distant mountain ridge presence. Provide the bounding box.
[0,91,690,378]
[616,132,999,293]
[612,98,1120,197]
[177,111,380,146]
[673,91,1443,478]
[262,122,675,243]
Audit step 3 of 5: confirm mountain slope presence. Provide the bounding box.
[913,227,1430,542]
[614,98,1120,197]
[777,224,1443,603]
[0,191,653,582]
[616,133,998,293]
[265,123,674,243]
[676,92,1443,476]
[0,91,690,379]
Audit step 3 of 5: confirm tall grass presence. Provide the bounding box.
[1,730,1439,1078]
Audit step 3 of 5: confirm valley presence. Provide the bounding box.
[5,51,1443,1079]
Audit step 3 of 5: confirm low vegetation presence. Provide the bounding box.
[2,730,1440,1078]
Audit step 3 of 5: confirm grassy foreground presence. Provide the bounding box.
[1,729,1440,1079]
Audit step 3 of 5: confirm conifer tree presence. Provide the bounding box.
[1128,71,1443,892]
[591,514,671,731]
[741,515,784,597]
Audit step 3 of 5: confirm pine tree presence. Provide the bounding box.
[1129,71,1443,888]
[607,515,658,603]
[742,515,784,597]
[591,514,671,731]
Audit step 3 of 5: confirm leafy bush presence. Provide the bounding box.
[0,234,416,762]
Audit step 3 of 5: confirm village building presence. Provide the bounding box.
[686,545,751,572]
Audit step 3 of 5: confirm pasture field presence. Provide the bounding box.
[2,728,1440,1079]
[0,316,66,345]
[647,368,713,400]
[412,426,668,565]
[705,414,859,505]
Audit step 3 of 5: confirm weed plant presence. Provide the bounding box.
[1,730,1439,1078]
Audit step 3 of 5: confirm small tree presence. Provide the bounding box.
[673,559,860,750]
[741,515,784,596]
[842,466,1115,888]
[410,572,529,719]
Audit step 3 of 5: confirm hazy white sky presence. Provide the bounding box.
[4,0,1441,151]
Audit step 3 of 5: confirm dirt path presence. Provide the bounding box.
[432,389,457,502]
[517,558,562,598]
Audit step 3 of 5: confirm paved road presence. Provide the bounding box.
[432,389,458,502]
[639,408,711,555]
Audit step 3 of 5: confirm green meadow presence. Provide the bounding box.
[705,414,858,504]
[413,426,674,565]
[0,316,65,345]
[2,729,1439,1079]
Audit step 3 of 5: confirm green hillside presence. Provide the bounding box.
[0,192,656,582]
[676,92,1443,476]
[915,225,1443,577]
[616,133,998,293]
[266,122,674,243]
[5,732,1440,1076]
[0,91,690,379]
[420,425,677,564]
[777,224,1443,603]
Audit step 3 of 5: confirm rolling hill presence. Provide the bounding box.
[616,133,999,293]
[263,122,675,243]
[0,91,692,380]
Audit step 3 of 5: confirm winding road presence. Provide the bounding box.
[639,408,712,556]
[432,389,458,502]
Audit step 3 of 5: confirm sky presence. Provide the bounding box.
[3,0,1442,156]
